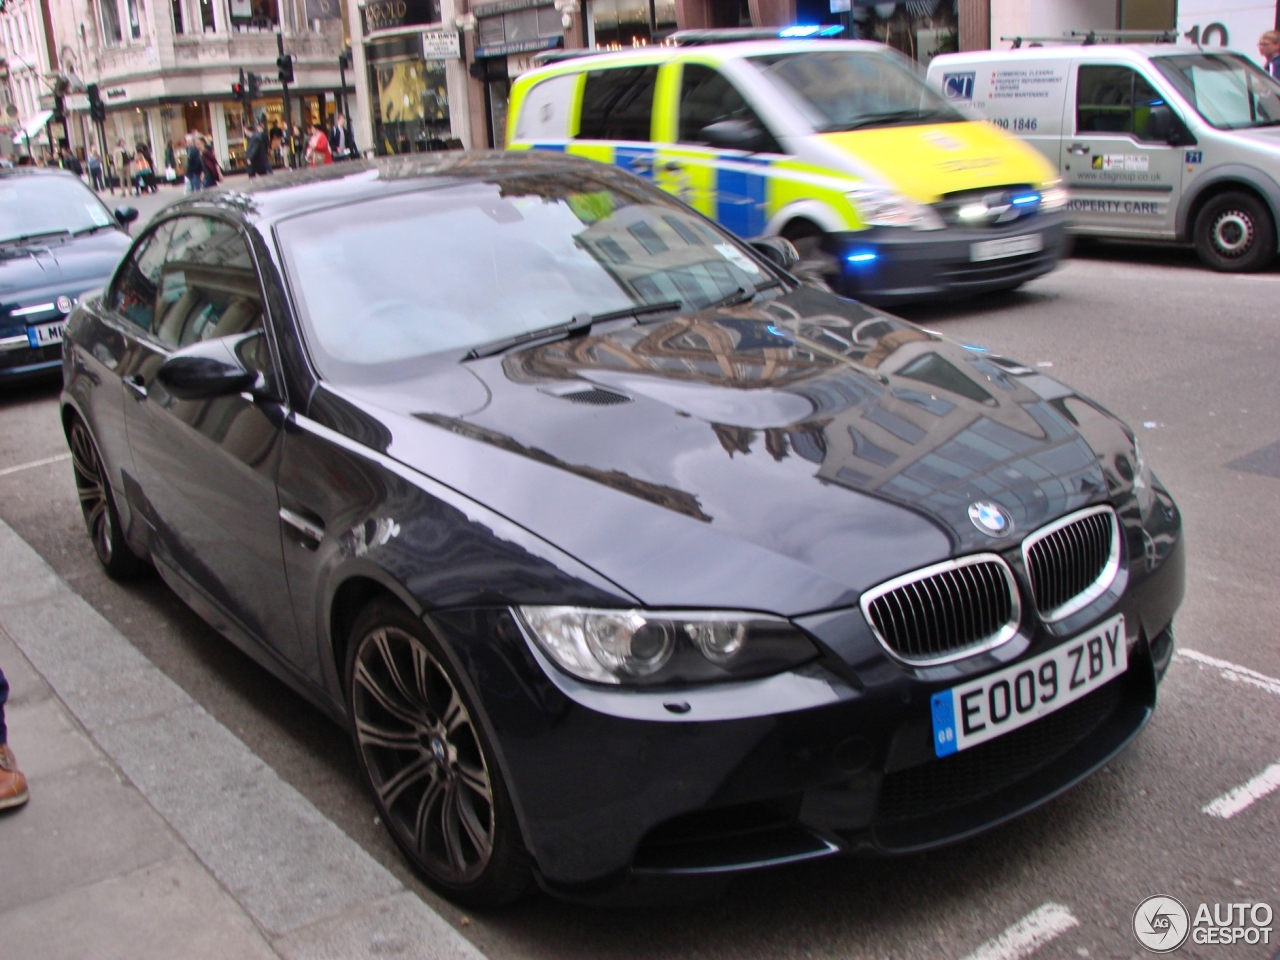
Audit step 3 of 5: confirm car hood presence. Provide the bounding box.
[0,230,131,311]
[331,286,1132,616]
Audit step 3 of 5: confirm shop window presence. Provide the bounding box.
[229,0,278,32]
[1077,65,1167,141]
[477,6,562,48]
[100,0,123,45]
[678,63,779,150]
[369,56,452,153]
[578,66,658,141]
[589,0,675,48]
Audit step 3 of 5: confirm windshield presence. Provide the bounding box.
[1152,54,1280,129]
[751,50,964,133]
[277,173,774,380]
[0,174,117,244]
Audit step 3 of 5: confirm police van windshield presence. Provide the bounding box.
[752,50,964,133]
[1152,54,1280,129]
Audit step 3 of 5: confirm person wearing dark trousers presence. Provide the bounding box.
[88,147,105,191]
[199,135,222,189]
[245,124,273,177]
[328,113,356,161]
[0,666,29,810]
[59,144,83,178]
[184,133,204,193]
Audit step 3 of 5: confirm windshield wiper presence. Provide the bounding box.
[0,229,71,247]
[463,300,684,360]
[703,278,783,310]
[829,110,944,131]
[71,224,114,237]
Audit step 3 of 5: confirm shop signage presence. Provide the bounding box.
[65,93,90,111]
[473,0,551,16]
[361,0,440,34]
[421,28,460,59]
[105,87,128,99]
[475,33,561,58]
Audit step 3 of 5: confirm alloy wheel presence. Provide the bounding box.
[352,626,495,884]
[69,419,114,566]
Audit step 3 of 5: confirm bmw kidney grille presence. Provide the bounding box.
[1022,505,1121,622]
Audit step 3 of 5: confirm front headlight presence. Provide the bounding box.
[516,607,820,686]
[847,185,945,231]
[1039,180,1069,211]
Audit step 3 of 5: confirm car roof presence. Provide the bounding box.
[931,44,1251,64]
[520,38,897,77]
[153,150,648,225]
[0,166,85,180]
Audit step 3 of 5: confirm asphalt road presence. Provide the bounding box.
[2,206,1279,959]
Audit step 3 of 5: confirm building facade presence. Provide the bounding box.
[1,0,60,159]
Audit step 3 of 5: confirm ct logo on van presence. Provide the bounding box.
[942,72,975,101]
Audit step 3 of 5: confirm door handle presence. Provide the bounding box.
[1066,143,1091,155]
[124,374,147,398]
[279,506,324,548]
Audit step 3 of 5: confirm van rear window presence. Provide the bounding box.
[578,66,659,141]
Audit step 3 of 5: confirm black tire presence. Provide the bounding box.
[345,598,531,907]
[66,416,145,580]
[1193,190,1277,273]
[781,221,839,289]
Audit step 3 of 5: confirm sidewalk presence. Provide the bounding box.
[0,519,486,960]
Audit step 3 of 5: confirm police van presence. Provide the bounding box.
[506,32,1070,304]
[928,40,1280,272]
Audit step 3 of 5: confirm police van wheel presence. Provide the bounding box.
[782,223,839,285]
[1193,191,1276,273]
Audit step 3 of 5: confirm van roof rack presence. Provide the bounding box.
[1001,29,1178,47]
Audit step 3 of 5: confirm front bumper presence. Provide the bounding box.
[433,513,1184,900]
[834,211,1070,305]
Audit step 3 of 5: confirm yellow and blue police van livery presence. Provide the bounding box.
[506,34,1070,303]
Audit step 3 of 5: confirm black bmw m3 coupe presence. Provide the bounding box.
[60,152,1184,906]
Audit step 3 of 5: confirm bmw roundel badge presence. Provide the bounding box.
[968,501,1012,537]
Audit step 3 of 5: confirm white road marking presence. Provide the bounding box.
[0,452,71,476]
[1203,762,1280,819]
[1178,649,1280,698]
[959,903,1080,960]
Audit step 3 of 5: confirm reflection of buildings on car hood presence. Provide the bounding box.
[504,294,1113,542]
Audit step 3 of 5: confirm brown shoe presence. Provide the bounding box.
[0,743,29,809]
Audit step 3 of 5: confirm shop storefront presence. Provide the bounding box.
[472,0,568,147]
[367,32,459,152]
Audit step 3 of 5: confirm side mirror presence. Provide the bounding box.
[749,236,800,271]
[114,206,139,226]
[699,119,769,153]
[155,335,259,401]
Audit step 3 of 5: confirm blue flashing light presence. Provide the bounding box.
[779,23,844,37]
[846,251,877,263]
[1011,193,1040,206]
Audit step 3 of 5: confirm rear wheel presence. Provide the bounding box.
[1193,191,1277,273]
[346,598,531,907]
[67,417,144,580]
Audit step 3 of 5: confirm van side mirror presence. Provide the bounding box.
[699,119,769,153]
[1144,105,1196,147]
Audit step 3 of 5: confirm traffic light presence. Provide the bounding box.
[246,72,261,99]
[87,83,106,122]
[276,54,294,84]
[232,80,246,100]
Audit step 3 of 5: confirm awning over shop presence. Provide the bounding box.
[11,109,53,145]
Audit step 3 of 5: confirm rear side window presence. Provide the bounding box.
[578,66,658,141]
[1076,65,1167,141]
[678,63,779,150]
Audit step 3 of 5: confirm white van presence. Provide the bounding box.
[927,43,1280,271]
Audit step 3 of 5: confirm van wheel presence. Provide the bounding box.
[1193,191,1276,273]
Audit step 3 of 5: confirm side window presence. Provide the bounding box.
[678,64,779,150]
[577,66,658,141]
[1077,65,1168,140]
[111,223,173,331]
[154,216,263,351]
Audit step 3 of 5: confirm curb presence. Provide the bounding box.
[0,518,486,960]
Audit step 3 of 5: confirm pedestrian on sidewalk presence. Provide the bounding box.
[184,133,204,194]
[88,146,105,191]
[1260,30,1280,80]
[0,666,29,810]
[244,123,273,177]
[199,135,222,189]
[305,122,333,166]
